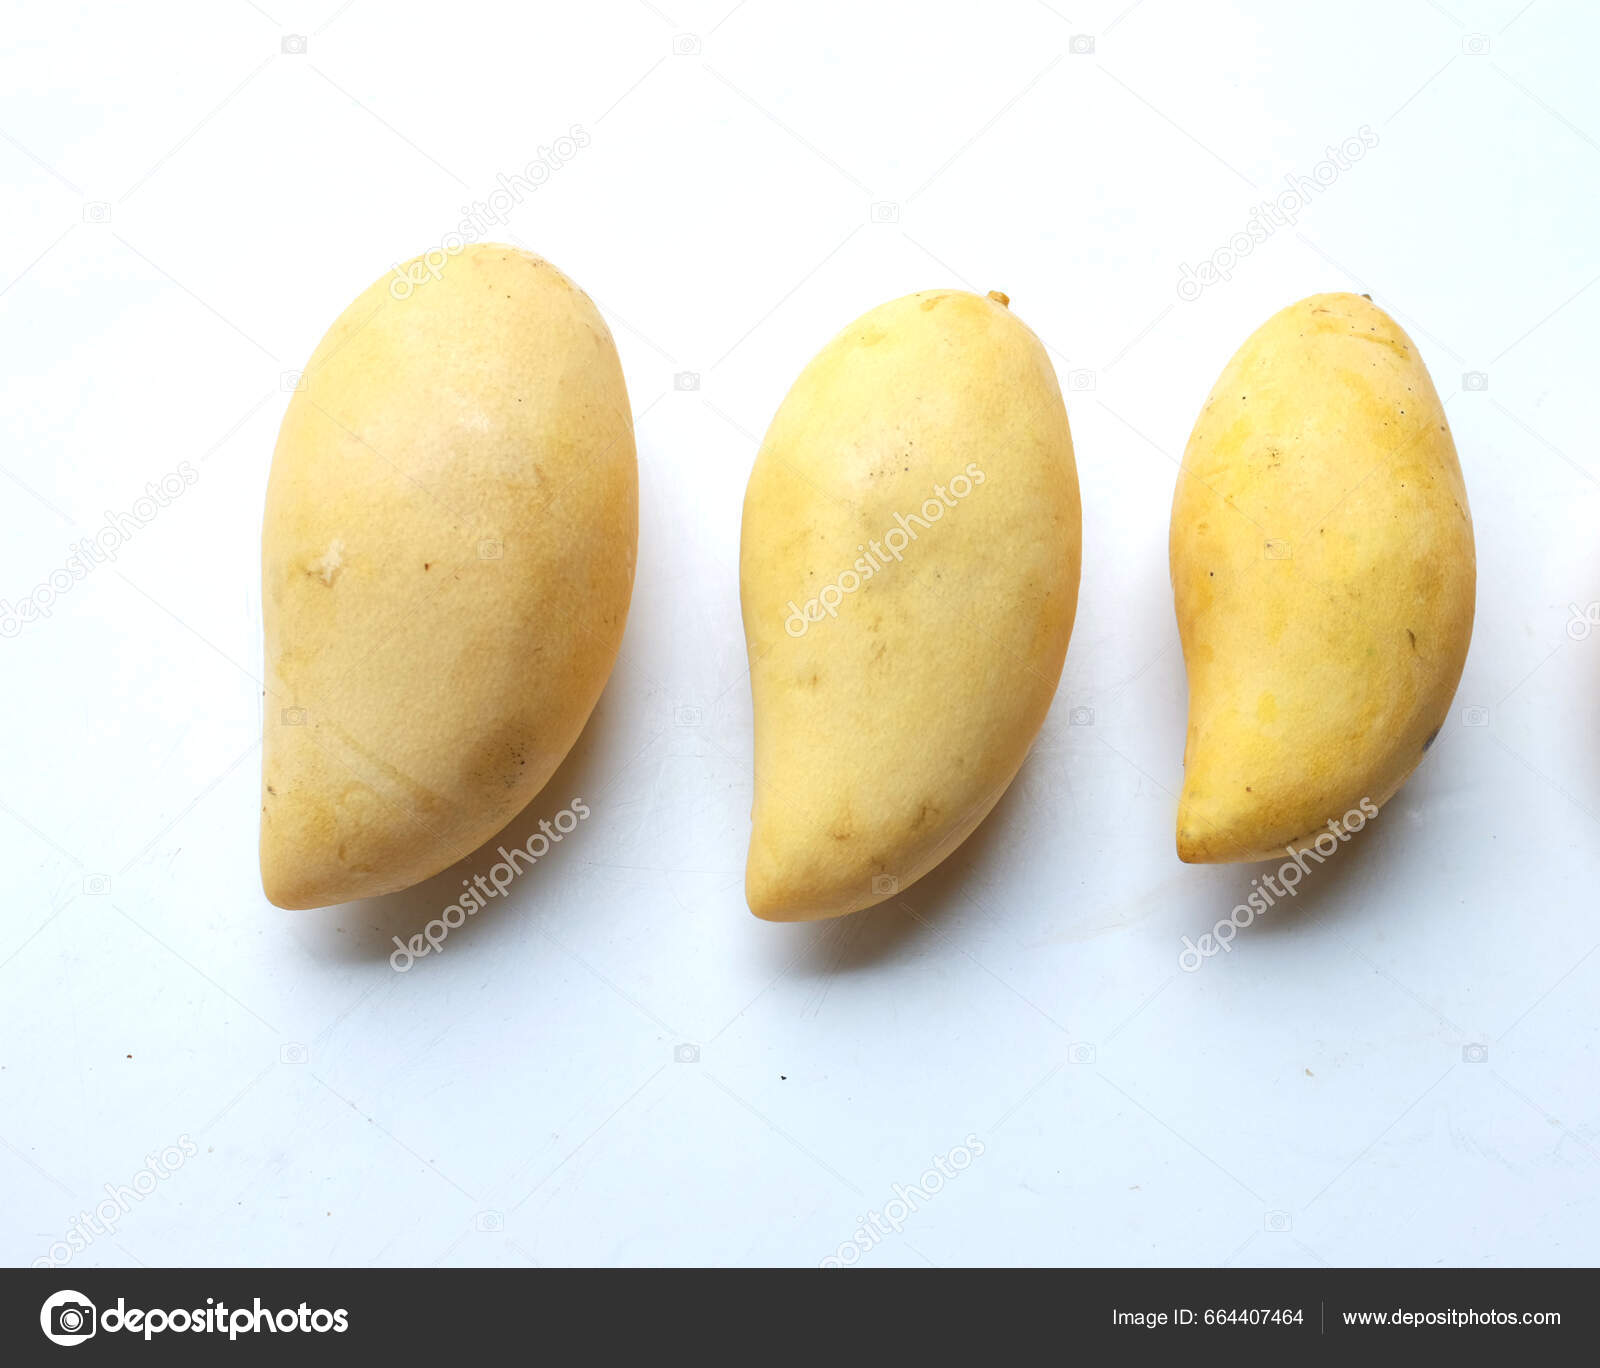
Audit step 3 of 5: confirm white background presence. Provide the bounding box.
[2,0,1597,1269]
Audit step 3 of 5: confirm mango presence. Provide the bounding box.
[740,289,1081,920]
[1171,292,1474,863]
[260,245,636,909]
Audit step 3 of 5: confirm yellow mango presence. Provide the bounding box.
[740,289,1081,921]
[260,245,636,909]
[1171,292,1474,863]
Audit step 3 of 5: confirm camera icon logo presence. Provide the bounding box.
[40,1290,97,1346]
[282,34,308,54]
[1462,705,1489,727]
[673,34,701,55]
[675,705,703,726]
[1264,1210,1292,1232]
[1462,1043,1488,1063]
[1462,34,1490,56]
[81,202,111,224]
[1069,34,1096,55]
[279,1042,309,1064]
[1567,602,1600,641]
[674,371,700,391]
[1066,369,1095,391]
[82,874,110,896]
[478,539,503,560]
[1069,706,1095,727]
[870,874,898,897]
[1069,1042,1096,1064]
[281,707,307,726]
[674,1043,700,1064]
[1462,371,1489,391]
[870,201,901,224]
[280,370,306,392]
[475,1210,505,1232]
[1263,539,1292,560]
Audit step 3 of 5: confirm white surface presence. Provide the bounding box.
[2,0,1598,1269]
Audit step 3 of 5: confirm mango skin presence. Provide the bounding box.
[741,289,1081,921]
[1171,292,1474,864]
[260,245,636,910]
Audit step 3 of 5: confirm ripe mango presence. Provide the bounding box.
[741,289,1081,920]
[1171,292,1474,863]
[261,245,636,909]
